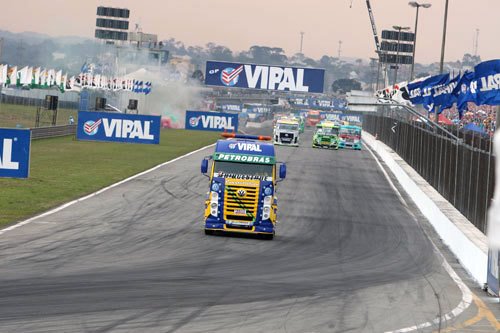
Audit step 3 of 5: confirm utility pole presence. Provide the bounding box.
[408,2,432,81]
[338,40,342,58]
[299,31,304,54]
[439,0,450,73]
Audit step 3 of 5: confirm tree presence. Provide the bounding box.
[331,78,362,94]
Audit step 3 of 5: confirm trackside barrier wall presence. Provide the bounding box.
[363,114,495,233]
[363,131,488,285]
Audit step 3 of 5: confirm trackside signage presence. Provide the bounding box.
[205,61,325,93]
[185,111,238,132]
[0,128,31,179]
[77,111,161,144]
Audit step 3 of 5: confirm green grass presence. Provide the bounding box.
[0,103,78,128]
[0,130,220,227]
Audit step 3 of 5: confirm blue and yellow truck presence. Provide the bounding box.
[201,134,287,239]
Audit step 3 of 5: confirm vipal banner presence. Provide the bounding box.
[77,111,161,144]
[185,111,238,132]
[0,128,31,179]
[205,61,325,93]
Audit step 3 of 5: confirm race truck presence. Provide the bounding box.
[306,110,321,127]
[273,117,300,146]
[312,121,340,149]
[200,134,287,239]
[339,125,362,150]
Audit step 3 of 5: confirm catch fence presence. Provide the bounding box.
[363,108,495,233]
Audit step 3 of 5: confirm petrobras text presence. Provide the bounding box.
[205,61,325,93]
[185,111,238,132]
[76,111,161,144]
[0,128,31,178]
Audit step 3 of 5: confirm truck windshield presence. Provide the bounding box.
[309,114,320,119]
[213,161,273,180]
[318,127,339,135]
[278,124,299,131]
[340,128,361,136]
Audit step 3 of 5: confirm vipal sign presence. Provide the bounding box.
[205,61,325,93]
[185,111,238,132]
[77,111,161,144]
[0,128,31,179]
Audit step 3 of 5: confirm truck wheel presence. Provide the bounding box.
[205,229,214,235]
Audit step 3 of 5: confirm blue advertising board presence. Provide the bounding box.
[220,104,242,112]
[205,61,325,93]
[76,111,161,144]
[0,128,31,179]
[321,113,363,124]
[185,111,238,132]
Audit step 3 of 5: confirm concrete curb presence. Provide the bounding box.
[363,131,488,286]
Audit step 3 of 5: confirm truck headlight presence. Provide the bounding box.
[264,187,273,196]
[210,191,219,217]
[211,191,218,201]
[211,182,220,192]
[263,195,272,220]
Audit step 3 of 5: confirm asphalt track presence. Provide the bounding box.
[0,126,481,332]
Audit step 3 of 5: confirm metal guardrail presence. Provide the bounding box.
[31,125,76,140]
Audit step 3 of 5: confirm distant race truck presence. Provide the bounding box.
[339,125,362,150]
[312,121,340,149]
[201,134,287,239]
[306,110,321,127]
[274,117,300,146]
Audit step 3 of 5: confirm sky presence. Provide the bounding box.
[1,0,499,64]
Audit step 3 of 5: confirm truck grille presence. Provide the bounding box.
[224,179,259,222]
[279,132,294,143]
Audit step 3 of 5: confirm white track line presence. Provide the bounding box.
[362,141,473,333]
[0,143,215,236]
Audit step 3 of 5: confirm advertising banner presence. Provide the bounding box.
[77,111,161,144]
[322,113,363,125]
[475,59,500,106]
[220,104,242,112]
[185,111,238,132]
[205,61,325,93]
[0,128,31,178]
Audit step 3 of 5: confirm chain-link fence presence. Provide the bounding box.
[363,106,495,233]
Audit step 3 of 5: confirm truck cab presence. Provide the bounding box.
[201,134,286,239]
[306,110,321,127]
[339,125,362,150]
[273,118,300,146]
[312,121,340,149]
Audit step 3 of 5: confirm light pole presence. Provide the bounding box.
[393,25,410,85]
[439,0,450,73]
[408,1,431,80]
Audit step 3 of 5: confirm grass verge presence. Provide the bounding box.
[0,130,219,227]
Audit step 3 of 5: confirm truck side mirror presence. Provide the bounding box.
[279,164,287,180]
[201,159,208,174]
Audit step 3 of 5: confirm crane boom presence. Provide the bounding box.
[365,0,380,52]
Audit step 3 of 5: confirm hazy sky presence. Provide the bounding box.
[1,0,499,64]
